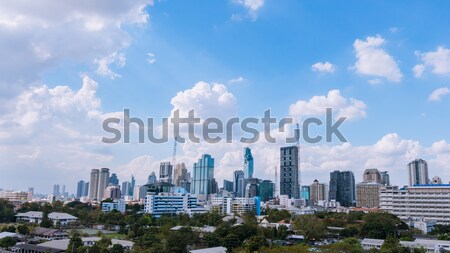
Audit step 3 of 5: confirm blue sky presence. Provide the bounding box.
[1,0,450,194]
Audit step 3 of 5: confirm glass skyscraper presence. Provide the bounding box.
[280,146,299,199]
[192,154,215,200]
[243,147,254,178]
[329,170,355,207]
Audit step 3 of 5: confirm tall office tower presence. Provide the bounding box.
[223,180,234,192]
[192,154,215,200]
[97,168,110,201]
[61,185,66,197]
[363,168,381,183]
[89,169,100,200]
[180,180,191,193]
[259,180,275,202]
[147,172,157,185]
[310,180,326,205]
[233,170,245,197]
[245,178,260,198]
[109,173,119,186]
[104,185,121,199]
[173,163,188,186]
[159,162,173,184]
[408,159,429,186]
[28,187,34,197]
[129,174,135,196]
[280,146,299,199]
[243,147,254,178]
[210,178,219,195]
[301,185,310,205]
[53,184,60,196]
[77,180,86,198]
[122,181,131,197]
[329,170,355,207]
[133,185,148,201]
[380,171,390,186]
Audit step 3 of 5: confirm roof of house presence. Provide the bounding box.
[189,246,227,253]
[32,227,68,236]
[15,211,77,220]
[38,237,133,250]
[0,232,20,239]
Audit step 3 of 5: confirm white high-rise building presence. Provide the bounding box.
[97,168,110,200]
[89,169,99,200]
[159,162,173,184]
[408,159,429,186]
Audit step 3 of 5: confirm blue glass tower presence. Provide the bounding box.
[192,154,215,200]
[243,147,254,178]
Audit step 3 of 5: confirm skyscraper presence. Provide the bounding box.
[243,147,254,178]
[173,163,188,186]
[223,180,234,192]
[356,182,382,208]
[109,173,119,186]
[104,185,121,199]
[129,174,135,196]
[408,159,429,186]
[329,170,355,207]
[259,180,274,202]
[147,172,157,185]
[363,168,381,183]
[52,184,60,196]
[159,162,173,184]
[245,178,259,198]
[76,180,89,198]
[122,181,131,197]
[89,169,99,200]
[310,179,326,205]
[233,170,245,197]
[280,146,299,199]
[380,171,390,186]
[97,168,110,201]
[192,154,215,200]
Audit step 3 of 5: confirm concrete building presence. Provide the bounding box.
[356,182,382,208]
[97,168,110,201]
[192,154,215,201]
[133,185,148,201]
[210,196,261,215]
[89,169,99,200]
[408,159,429,186]
[144,194,205,217]
[380,171,390,186]
[104,185,121,199]
[15,212,78,226]
[310,179,326,206]
[109,173,119,186]
[363,168,381,183]
[280,146,299,199]
[147,172,157,184]
[380,185,450,224]
[159,162,173,184]
[362,238,450,253]
[223,180,233,192]
[76,180,89,199]
[0,190,32,203]
[102,199,126,213]
[329,170,355,207]
[173,163,188,187]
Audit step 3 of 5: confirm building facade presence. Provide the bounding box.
[259,180,274,202]
[310,179,326,205]
[363,168,381,183]
[173,163,188,187]
[408,159,429,186]
[159,162,173,184]
[356,182,382,208]
[329,170,355,207]
[144,194,205,217]
[280,146,299,199]
[76,180,89,199]
[243,147,254,178]
[192,154,215,200]
[89,169,99,200]
[233,170,245,197]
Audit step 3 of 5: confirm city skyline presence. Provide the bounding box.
[1,1,450,193]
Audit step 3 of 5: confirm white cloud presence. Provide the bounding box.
[95,52,126,79]
[353,35,403,82]
[428,87,450,101]
[414,47,450,77]
[289,90,367,120]
[0,1,152,95]
[147,53,156,64]
[311,62,336,73]
[232,0,264,21]
[368,79,382,85]
[228,76,245,84]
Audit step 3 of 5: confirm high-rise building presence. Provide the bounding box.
[147,172,157,185]
[356,182,382,208]
[173,163,188,187]
[329,170,355,207]
[180,180,191,193]
[61,185,66,198]
[233,170,245,197]
[243,147,254,178]
[122,181,131,197]
[89,169,100,200]
[363,168,381,183]
[380,171,390,186]
[129,174,135,196]
[280,146,299,199]
[223,180,234,192]
[408,159,429,186]
[159,162,173,184]
[310,180,326,205]
[76,180,89,198]
[28,187,34,197]
[259,180,274,202]
[109,173,119,186]
[192,154,215,200]
[104,185,121,199]
[301,185,310,205]
[52,184,60,196]
[245,178,259,198]
[97,168,110,201]
[133,185,148,201]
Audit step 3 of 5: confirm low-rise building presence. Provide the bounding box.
[102,199,126,213]
[0,191,32,203]
[210,196,261,215]
[144,193,205,217]
[362,238,450,253]
[15,212,78,226]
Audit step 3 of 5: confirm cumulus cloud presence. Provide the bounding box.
[414,47,450,77]
[311,61,336,73]
[232,0,264,21]
[353,35,403,82]
[0,0,152,95]
[428,87,450,101]
[289,90,367,120]
[95,52,126,79]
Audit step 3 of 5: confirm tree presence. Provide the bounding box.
[2,225,16,233]
[224,234,240,253]
[110,244,125,253]
[40,211,53,228]
[165,227,195,253]
[17,224,29,235]
[203,232,223,248]
[244,236,268,252]
[96,237,112,251]
[292,215,325,241]
[67,233,83,253]
[325,237,364,253]
[360,213,406,239]
[0,237,16,249]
